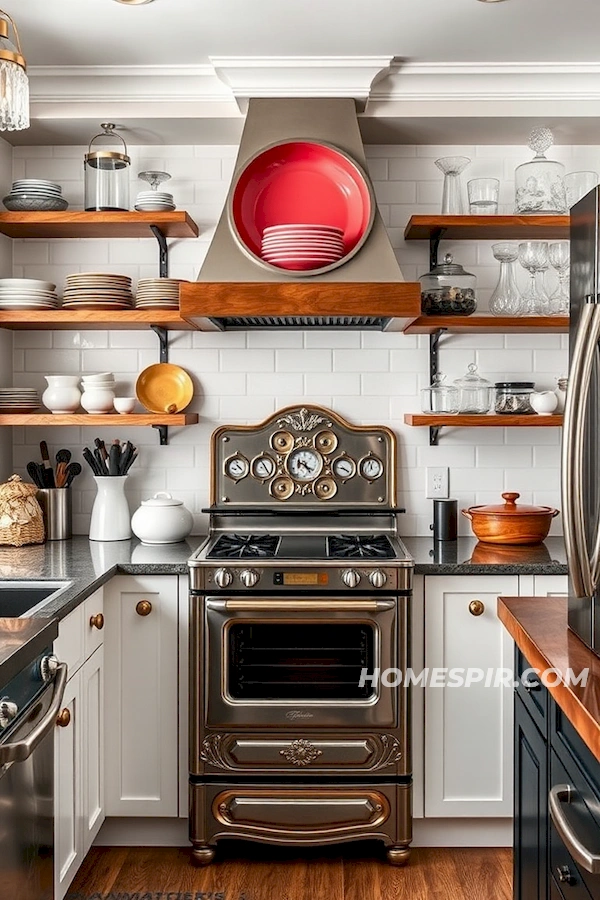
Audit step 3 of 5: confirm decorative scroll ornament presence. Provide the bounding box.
[279,738,323,767]
[375,734,403,768]
[200,734,231,769]
[277,407,332,432]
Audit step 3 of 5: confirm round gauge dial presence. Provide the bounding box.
[224,453,249,481]
[287,448,323,482]
[251,453,276,481]
[359,455,384,481]
[332,455,356,480]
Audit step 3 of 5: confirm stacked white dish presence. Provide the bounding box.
[3,179,68,212]
[0,278,59,310]
[81,372,116,415]
[0,387,39,413]
[62,273,134,310]
[134,191,175,212]
[261,224,345,271]
[136,278,184,309]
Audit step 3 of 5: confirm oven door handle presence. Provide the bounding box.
[0,662,67,766]
[219,599,395,612]
[549,784,600,875]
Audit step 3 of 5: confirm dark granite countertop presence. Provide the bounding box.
[404,536,568,575]
[0,616,58,688]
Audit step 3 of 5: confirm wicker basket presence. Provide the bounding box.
[0,475,45,547]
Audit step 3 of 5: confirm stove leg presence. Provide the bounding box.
[387,844,411,866]
[191,844,216,866]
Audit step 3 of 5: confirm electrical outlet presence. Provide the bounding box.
[426,466,449,499]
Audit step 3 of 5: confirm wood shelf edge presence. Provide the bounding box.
[404,214,570,241]
[0,413,199,426]
[404,414,564,427]
[403,315,570,335]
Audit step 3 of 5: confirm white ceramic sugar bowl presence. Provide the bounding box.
[131,492,193,544]
[530,390,559,416]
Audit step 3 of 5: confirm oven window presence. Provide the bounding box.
[227,623,376,700]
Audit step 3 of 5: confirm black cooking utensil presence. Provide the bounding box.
[64,462,82,488]
[27,461,45,488]
[108,441,121,476]
[39,440,55,488]
[56,448,71,466]
[123,450,138,475]
[83,446,102,476]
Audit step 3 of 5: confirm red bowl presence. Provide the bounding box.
[229,140,375,276]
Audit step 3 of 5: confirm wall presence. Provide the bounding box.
[10,141,581,535]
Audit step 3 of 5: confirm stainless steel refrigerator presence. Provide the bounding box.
[563,186,600,652]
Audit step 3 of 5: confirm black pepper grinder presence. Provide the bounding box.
[430,498,458,541]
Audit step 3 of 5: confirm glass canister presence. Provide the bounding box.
[419,253,477,316]
[494,382,535,415]
[421,374,460,415]
[84,123,130,211]
[453,364,494,414]
[514,127,567,215]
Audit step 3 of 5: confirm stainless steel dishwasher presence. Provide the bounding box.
[0,645,67,900]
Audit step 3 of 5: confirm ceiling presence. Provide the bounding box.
[16,0,600,67]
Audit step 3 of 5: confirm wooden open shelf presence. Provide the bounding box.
[404,315,569,335]
[404,414,563,428]
[0,413,199,427]
[0,211,199,239]
[0,309,193,331]
[404,215,570,242]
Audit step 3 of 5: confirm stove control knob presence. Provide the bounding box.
[0,698,18,728]
[369,569,387,589]
[342,569,361,589]
[40,654,59,683]
[214,567,233,589]
[240,568,260,589]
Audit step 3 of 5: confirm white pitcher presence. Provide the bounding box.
[89,476,132,541]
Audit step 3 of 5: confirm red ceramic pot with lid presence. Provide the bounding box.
[461,492,559,545]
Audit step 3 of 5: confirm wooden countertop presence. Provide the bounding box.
[498,596,600,761]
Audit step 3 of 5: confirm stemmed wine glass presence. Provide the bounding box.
[435,157,471,215]
[489,243,522,316]
[518,242,549,315]
[548,241,570,316]
[138,171,171,191]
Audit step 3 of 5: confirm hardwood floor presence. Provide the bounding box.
[67,844,513,900]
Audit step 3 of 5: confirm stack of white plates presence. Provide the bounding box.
[62,273,134,310]
[3,179,68,212]
[260,224,345,271]
[134,191,175,212]
[135,278,185,309]
[0,387,39,413]
[0,278,59,310]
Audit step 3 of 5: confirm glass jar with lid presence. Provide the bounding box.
[514,128,567,215]
[453,363,494,414]
[419,253,477,316]
[421,374,460,415]
[84,123,130,211]
[494,382,535,415]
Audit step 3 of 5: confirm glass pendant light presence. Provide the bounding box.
[0,9,29,131]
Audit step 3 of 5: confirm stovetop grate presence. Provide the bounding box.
[326,534,396,559]
[208,534,280,559]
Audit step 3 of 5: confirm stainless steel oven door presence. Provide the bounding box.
[202,597,405,730]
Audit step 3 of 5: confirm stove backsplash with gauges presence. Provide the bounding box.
[188,405,413,868]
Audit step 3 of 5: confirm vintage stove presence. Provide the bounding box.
[188,405,414,865]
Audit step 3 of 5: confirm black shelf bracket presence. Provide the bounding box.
[150,225,169,278]
[151,324,169,363]
[429,328,448,446]
[152,424,169,446]
[430,227,447,270]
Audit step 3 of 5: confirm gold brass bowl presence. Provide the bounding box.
[135,363,193,414]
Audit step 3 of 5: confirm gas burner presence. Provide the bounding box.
[327,534,396,560]
[209,534,280,559]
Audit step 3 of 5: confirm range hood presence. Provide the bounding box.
[180,98,420,331]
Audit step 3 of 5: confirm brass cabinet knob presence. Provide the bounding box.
[56,708,71,728]
[136,599,152,617]
[469,599,485,617]
[89,613,104,630]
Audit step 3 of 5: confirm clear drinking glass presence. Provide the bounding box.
[468,178,500,215]
[518,241,549,315]
[435,157,470,215]
[564,171,598,208]
[489,243,522,316]
[548,241,570,315]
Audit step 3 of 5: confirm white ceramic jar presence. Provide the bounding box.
[42,375,81,414]
[81,386,115,414]
[131,492,193,544]
[530,390,559,416]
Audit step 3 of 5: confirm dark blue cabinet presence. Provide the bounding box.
[514,692,548,900]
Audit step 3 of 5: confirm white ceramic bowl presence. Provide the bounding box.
[113,397,136,414]
[81,387,115,415]
[0,278,56,291]
[82,372,114,382]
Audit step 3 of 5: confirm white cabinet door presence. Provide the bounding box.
[104,575,179,817]
[425,575,517,818]
[532,575,569,596]
[54,670,82,900]
[81,645,105,852]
